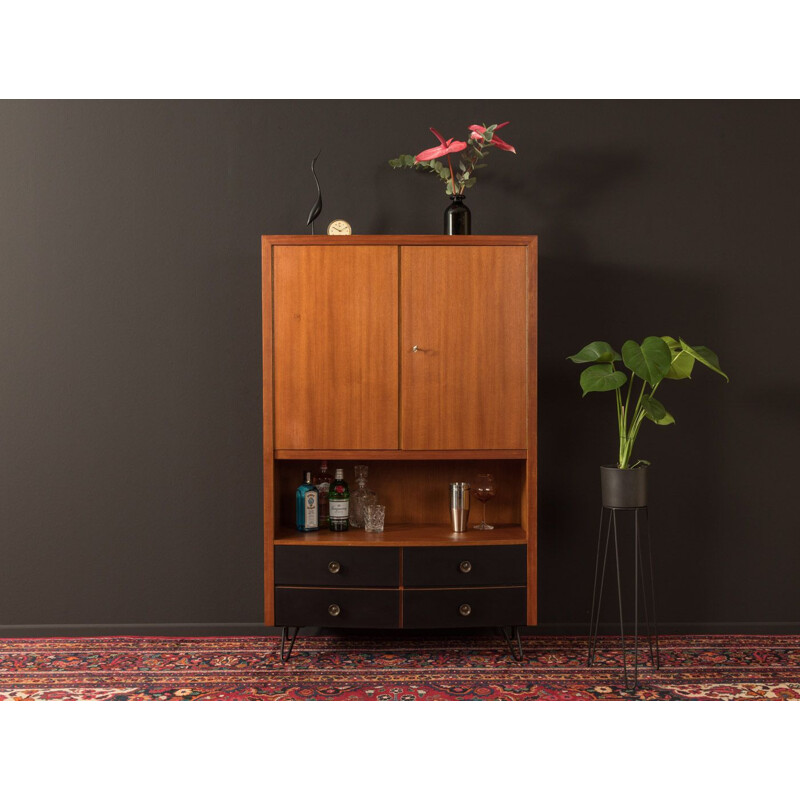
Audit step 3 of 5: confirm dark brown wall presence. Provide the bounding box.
[1,100,798,633]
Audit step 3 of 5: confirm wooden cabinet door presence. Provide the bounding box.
[273,245,399,450]
[400,246,528,450]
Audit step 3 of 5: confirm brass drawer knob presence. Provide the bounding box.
[328,603,341,617]
[327,561,341,574]
[459,560,472,574]
[459,603,472,617]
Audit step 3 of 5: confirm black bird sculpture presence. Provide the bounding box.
[306,150,322,233]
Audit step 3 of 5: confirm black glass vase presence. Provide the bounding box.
[444,194,471,235]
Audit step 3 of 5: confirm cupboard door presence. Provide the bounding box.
[273,245,399,450]
[400,246,528,450]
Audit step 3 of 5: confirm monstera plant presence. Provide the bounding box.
[568,336,729,471]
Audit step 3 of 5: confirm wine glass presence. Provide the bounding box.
[472,473,496,530]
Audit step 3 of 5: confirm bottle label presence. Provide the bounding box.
[304,493,318,527]
[329,498,349,519]
[316,481,330,498]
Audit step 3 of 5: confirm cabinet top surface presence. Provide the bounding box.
[275,524,528,547]
[262,235,537,246]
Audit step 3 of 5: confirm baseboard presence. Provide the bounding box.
[1,621,799,637]
[533,621,800,635]
[0,623,276,638]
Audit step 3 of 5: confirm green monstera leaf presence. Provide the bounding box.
[662,335,695,380]
[567,341,621,364]
[622,337,672,385]
[579,364,627,396]
[641,395,666,421]
[641,395,675,425]
[679,339,729,382]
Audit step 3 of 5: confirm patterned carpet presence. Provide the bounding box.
[0,633,798,700]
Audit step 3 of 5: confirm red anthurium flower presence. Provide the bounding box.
[469,121,516,153]
[414,128,468,162]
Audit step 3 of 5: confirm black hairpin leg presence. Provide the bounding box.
[611,510,632,690]
[280,626,300,663]
[630,507,660,675]
[636,508,655,667]
[643,507,660,669]
[500,626,524,661]
[588,506,612,667]
[620,508,660,691]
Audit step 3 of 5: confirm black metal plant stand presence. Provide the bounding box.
[587,505,660,690]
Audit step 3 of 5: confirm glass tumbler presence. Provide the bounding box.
[364,504,386,533]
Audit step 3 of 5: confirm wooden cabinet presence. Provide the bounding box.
[262,236,538,633]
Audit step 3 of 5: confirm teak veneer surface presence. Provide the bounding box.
[274,524,527,547]
[400,246,528,450]
[272,245,399,450]
[263,235,535,246]
[262,235,538,626]
[274,449,527,460]
[275,459,525,528]
[524,237,538,624]
[262,240,275,625]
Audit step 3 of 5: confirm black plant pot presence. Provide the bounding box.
[444,194,471,235]
[600,465,648,508]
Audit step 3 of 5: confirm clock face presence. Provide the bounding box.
[327,219,352,235]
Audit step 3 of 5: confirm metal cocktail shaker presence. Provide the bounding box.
[450,482,471,532]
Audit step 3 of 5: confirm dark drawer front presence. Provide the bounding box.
[275,588,400,628]
[403,587,526,628]
[403,545,526,588]
[275,546,400,587]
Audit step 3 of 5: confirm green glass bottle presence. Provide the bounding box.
[328,468,350,532]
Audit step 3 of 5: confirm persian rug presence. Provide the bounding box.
[0,633,798,700]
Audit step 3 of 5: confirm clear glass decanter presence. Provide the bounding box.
[349,464,377,528]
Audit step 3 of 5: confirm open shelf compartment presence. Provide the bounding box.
[275,458,529,542]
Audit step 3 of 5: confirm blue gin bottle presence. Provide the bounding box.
[296,471,320,532]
